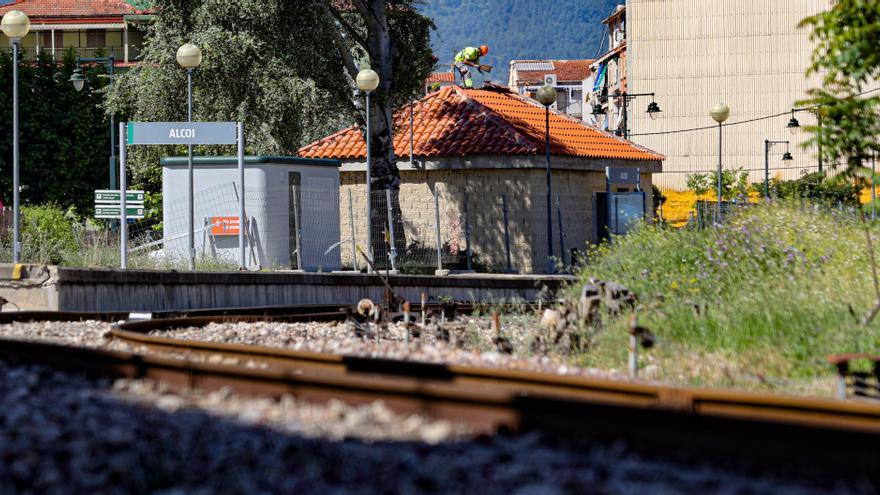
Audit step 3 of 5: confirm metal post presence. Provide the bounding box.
[628,333,639,377]
[237,122,246,269]
[186,67,195,271]
[409,100,414,168]
[119,122,128,269]
[817,113,823,174]
[872,152,877,221]
[108,57,117,193]
[385,188,397,272]
[544,106,554,273]
[348,189,358,271]
[764,140,770,198]
[365,91,373,273]
[557,195,565,268]
[11,40,20,264]
[502,194,512,273]
[463,191,472,271]
[434,188,442,272]
[717,122,723,215]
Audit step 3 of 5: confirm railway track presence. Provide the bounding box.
[2,307,880,479]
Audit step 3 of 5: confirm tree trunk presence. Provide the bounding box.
[360,0,406,269]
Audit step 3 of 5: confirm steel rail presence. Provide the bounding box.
[1,336,879,480]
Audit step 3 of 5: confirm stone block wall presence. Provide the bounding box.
[338,166,646,273]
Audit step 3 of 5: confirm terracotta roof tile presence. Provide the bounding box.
[512,59,594,85]
[0,0,152,22]
[299,85,663,162]
[426,71,454,83]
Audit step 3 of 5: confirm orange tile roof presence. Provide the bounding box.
[0,0,152,23]
[514,59,594,85]
[299,85,663,162]
[426,71,454,83]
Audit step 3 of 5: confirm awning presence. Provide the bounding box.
[30,24,126,31]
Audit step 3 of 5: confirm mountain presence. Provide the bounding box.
[419,0,622,84]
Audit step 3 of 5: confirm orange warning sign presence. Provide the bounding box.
[211,216,240,236]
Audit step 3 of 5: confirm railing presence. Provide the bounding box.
[0,46,141,63]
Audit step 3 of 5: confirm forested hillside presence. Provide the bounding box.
[420,0,621,83]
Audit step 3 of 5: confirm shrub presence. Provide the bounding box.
[767,172,862,207]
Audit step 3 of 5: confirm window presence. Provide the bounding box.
[41,31,63,49]
[86,30,106,48]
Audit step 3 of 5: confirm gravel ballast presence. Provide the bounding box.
[0,359,869,495]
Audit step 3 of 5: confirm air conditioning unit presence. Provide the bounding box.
[544,74,557,86]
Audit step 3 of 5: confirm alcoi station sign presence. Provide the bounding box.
[126,122,238,146]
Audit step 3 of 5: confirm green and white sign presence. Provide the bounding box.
[126,122,238,146]
[95,189,145,203]
[95,206,145,219]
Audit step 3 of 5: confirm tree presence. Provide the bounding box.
[0,49,110,215]
[108,0,434,262]
[799,1,880,172]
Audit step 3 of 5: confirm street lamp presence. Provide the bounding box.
[764,140,793,198]
[177,43,202,271]
[710,103,730,211]
[356,68,379,271]
[787,107,823,173]
[593,91,660,139]
[2,10,29,264]
[536,84,556,273]
[71,57,119,229]
[69,68,86,92]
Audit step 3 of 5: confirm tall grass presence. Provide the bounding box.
[578,202,880,394]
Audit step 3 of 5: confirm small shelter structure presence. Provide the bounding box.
[161,156,342,271]
[299,85,664,273]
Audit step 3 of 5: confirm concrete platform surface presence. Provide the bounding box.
[0,264,576,312]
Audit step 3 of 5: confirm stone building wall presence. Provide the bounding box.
[337,157,657,273]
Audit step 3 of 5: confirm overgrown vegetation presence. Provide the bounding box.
[574,202,880,395]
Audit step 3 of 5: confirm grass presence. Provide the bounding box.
[571,201,880,396]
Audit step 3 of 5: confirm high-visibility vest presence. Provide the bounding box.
[455,47,480,63]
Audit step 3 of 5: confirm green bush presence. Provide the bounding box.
[767,172,863,207]
[578,202,880,393]
[16,204,78,264]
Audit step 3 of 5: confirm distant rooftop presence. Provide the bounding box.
[509,59,594,86]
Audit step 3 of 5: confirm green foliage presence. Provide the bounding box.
[768,171,863,207]
[421,0,618,83]
[579,203,880,393]
[109,0,434,195]
[0,49,111,214]
[798,1,880,170]
[685,168,750,200]
[18,204,78,264]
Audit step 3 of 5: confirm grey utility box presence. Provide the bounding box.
[161,156,342,271]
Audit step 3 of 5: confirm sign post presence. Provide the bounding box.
[119,121,246,270]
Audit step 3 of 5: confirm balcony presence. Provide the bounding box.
[0,46,143,64]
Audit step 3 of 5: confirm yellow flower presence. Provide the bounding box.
[670,281,679,290]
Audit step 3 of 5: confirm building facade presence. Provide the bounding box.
[300,85,663,273]
[625,0,832,190]
[508,60,592,120]
[0,0,154,65]
[587,5,629,136]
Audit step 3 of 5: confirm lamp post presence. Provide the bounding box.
[356,68,379,271]
[2,10,29,264]
[592,91,661,140]
[710,103,730,211]
[536,84,557,273]
[71,57,118,228]
[786,108,823,173]
[177,43,202,271]
[763,140,793,198]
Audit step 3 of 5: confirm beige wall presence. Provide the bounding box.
[339,162,654,273]
[627,0,832,190]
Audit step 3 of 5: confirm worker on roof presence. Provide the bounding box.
[454,45,489,89]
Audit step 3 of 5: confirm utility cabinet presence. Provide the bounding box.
[161,156,342,271]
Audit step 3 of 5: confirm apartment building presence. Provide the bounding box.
[508,59,592,120]
[625,0,833,189]
[0,0,154,65]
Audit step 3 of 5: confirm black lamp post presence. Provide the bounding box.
[592,91,661,140]
[536,84,557,273]
[764,140,793,198]
[787,108,823,173]
[71,57,117,201]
